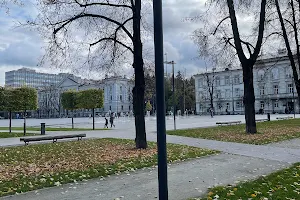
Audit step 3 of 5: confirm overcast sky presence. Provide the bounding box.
[0,0,211,86]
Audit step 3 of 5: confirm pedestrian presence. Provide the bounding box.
[104,117,108,128]
[110,114,115,128]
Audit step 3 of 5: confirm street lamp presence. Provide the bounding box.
[164,60,176,130]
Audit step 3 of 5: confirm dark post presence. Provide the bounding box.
[41,123,45,135]
[93,108,95,130]
[23,110,26,136]
[9,111,12,133]
[172,61,176,130]
[153,0,169,199]
[267,113,270,121]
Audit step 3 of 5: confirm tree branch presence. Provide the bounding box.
[53,13,133,41]
[90,37,133,53]
[213,16,230,35]
[74,0,132,9]
[250,0,267,61]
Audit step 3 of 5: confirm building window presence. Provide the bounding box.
[288,83,294,93]
[216,90,221,99]
[110,95,112,100]
[225,89,230,98]
[215,77,220,86]
[226,102,230,110]
[272,68,279,79]
[235,88,240,97]
[120,95,122,101]
[234,75,240,84]
[236,101,241,109]
[260,86,265,95]
[258,70,265,81]
[260,101,265,109]
[225,76,230,85]
[198,79,203,88]
[274,85,279,94]
[129,105,131,110]
[121,105,123,110]
[109,106,111,110]
[286,68,292,78]
[274,102,279,108]
[120,86,123,92]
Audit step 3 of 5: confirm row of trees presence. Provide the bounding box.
[0,87,37,135]
[144,69,195,114]
[61,89,104,130]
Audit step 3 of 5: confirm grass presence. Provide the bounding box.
[0,127,108,131]
[0,138,218,197]
[168,118,300,145]
[0,132,37,138]
[191,163,300,200]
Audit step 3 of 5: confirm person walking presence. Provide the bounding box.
[104,117,108,128]
[110,113,115,128]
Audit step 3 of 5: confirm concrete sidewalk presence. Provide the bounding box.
[2,154,290,200]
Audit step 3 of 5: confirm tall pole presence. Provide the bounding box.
[165,53,168,77]
[153,0,168,199]
[172,61,176,130]
[183,68,186,114]
[232,72,234,115]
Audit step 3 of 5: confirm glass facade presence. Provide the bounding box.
[5,68,75,88]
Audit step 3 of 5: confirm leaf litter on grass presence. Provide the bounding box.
[0,138,218,196]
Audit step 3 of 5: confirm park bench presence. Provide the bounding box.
[276,116,293,120]
[20,134,86,145]
[256,119,268,122]
[216,121,241,126]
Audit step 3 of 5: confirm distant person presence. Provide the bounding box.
[210,108,213,118]
[104,117,108,128]
[110,114,115,128]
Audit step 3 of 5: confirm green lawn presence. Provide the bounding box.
[0,138,218,197]
[168,119,300,145]
[0,127,108,131]
[192,163,300,200]
[0,132,37,138]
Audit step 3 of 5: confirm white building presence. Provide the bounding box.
[37,75,133,118]
[194,55,298,115]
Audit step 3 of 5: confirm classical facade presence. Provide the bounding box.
[194,55,298,115]
[37,75,133,118]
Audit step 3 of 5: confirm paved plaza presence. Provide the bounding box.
[0,114,300,200]
[0,113,299,132]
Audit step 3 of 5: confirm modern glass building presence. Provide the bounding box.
[5,68,78,88]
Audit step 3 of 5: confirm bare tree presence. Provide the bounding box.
[33,0,148,148]
[203,67,216,117]
[39,84,61,118]
[272,0,300,112]
[193,0,268,133]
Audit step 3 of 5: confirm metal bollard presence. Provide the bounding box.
[267,113,270,121]
[41,123,45,135]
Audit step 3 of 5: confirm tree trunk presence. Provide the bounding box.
[242,63,257,134]
[296,84,300,114]
[9,111,12,134]
[72,110,74,129]
[23,110,26,136]
[92,108,95,130]
[132,0,147,149]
